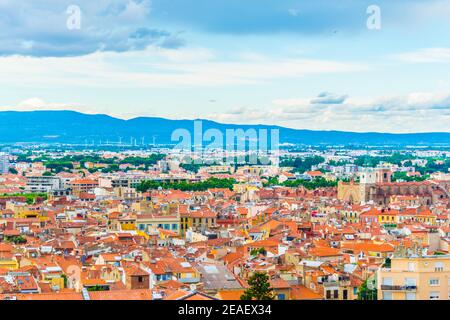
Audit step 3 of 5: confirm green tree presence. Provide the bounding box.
[6,235,27,244]
[61,274,68,288]
[241,272,275,300]
[280,156,325,173]
[136,177,236,192]
[357,279,377,300]
[250,247,267,256]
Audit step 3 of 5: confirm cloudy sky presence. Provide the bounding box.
[1,0,450,132]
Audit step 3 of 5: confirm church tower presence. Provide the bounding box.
[375,167,392,184]
[359,168,377,203]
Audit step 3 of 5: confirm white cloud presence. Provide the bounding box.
[3,90,449,133]
[390,48,450,63]
[206,90,450,133]
[0,46,365,89]
[0,97,87,113]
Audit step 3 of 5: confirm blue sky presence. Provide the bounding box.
[0,0,450,132]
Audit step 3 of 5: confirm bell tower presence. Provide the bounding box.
[359,169,376,203]
[375,167,392,183]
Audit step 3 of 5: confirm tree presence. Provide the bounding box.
[357,278,377,300]
[6,235,27,244]
[136,177,236,192]
[241,272,275,300]
[250,247,267,256]
[382,257,391,268]
[8,167,18,174]
[280,156,325,173]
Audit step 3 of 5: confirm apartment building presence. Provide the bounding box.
[377,254,450,300]
[0,153,10,174]
[69,179,99,196]
[26,175,61,192]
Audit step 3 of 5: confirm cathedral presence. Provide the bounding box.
[338,168,450,206]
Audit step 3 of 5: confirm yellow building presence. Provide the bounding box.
[136,214,180,234]
[233,183,258,194]
[377,254,450,300]
[0,257,19,270]
[119,215,137,231]
[414,210,437,225]
[378,211,398,225]
[6,202,25,216]
[180,211,216,235]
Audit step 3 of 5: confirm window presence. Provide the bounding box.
[326,290,331,299]
[382,278,393,286]
[434,262,444,272]
[405,278,416,287]
[406,292,416,300]
[277,293,286,300]
[382,292,392,300]
[408,262,415,272]
[343,289,348,300]
[429,278,439,286]
[138,276,143,283]
[333,290,339,299]
[429,292,439,300]
[171,224,178,230]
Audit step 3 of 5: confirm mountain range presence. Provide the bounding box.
[0,110,449,146]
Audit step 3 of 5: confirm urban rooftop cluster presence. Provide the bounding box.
[0,146,449,300]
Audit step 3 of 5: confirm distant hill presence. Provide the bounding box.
[0,110,449,146]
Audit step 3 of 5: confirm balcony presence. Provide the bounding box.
[322,278,351,287]
[380,285,417,291]
[322,281,338,288]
